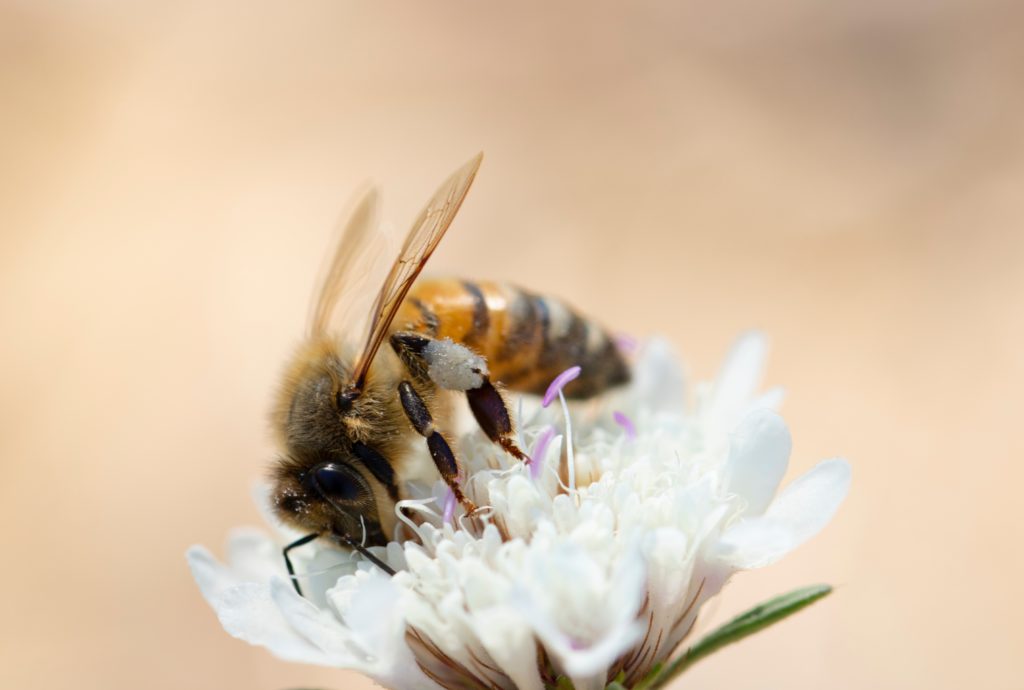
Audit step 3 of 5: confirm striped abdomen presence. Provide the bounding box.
[392,278,629,398]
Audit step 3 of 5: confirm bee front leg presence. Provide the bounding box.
[391,332,528,462]
[397,380,477,513]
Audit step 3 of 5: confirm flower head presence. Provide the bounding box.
[188,333,850,689]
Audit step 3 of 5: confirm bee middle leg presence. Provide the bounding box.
[391,331,528,462]
[397,380,476,513]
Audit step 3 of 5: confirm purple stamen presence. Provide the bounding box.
[529,425,556,480]
[614,332,638,355]
[442,488,456,525]
[542,366,581,407]
[613,410,636,441]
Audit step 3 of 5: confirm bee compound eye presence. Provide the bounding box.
[312,463,366,503]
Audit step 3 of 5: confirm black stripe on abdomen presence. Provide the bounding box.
[461,280,490,344]
[409,298,439,336]
[500,288,540,361]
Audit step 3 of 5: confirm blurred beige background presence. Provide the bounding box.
[2,2,1022,689]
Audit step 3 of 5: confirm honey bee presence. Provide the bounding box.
[271,154,629,592]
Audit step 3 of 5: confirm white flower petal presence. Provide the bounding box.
[630,337,686,412]
[517,540,646,685]
[466,603,542,690]
[716,458,851,568]
[296,548,360,609]
[334,571,442,689]
[186,546,333,665]
[224,528,287,582]
[762,457,851,545]
[748,385,785,413]
[187,544,240,601]
[724,409,791,516]
[708,331,767,424]
[711,519,798,570]
[270,577,354,659]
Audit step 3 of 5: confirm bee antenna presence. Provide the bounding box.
[336,532,397,577]
[283,532,319,596]
[281,528,396,600]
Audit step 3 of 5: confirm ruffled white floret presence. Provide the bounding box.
[188,333,850,689]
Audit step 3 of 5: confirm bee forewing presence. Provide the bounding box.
[350,152,484,389]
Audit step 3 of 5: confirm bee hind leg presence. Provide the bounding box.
[397,380,477,513]
[391,332,528,462]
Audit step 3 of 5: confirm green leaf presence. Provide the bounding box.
[642,583,833,689]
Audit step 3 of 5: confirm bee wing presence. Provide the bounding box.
[309,186,388,339]
[349,152,483,390]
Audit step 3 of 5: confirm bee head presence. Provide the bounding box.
[271,447,390,548]
[270,338,402,550]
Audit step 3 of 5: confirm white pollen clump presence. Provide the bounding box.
[423,338,488,390]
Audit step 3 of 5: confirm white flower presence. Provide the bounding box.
[188,333,850,689]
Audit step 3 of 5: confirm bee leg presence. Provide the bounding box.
[391,332,528,461]
[397,380,477,513]
[390,331,487,389]
[465,381,529,463]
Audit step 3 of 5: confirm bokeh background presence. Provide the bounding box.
[2,2,1022,688]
